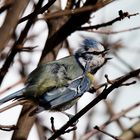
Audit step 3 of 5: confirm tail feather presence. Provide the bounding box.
[0,88,25,105]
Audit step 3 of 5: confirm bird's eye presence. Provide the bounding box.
[84,46,89,51]
[84,53,93,60]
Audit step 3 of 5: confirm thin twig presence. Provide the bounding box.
[123,114,140,120]
[0,124,17,131]
[94,126,121,140]
[79,11,139,30]
[91,26,140,35]
[50,117,56,133]
[0,100,27,113]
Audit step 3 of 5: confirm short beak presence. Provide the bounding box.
[106,57,112,60]
[104,57,112,65]
[101,48,110,57]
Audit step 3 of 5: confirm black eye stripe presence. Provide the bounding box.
[83,49,109,55]
[83,51,103,55]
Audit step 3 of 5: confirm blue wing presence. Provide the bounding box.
[38,75,91,110]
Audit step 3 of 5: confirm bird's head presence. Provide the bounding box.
[75,38,109,74]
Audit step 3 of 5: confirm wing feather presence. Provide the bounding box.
[39,76,91,110]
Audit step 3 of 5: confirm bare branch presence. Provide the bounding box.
[79,10,139,30]
[0,100,27,113]
[0,0,30,52]
[90,26,140,35]
[0,124,17,131]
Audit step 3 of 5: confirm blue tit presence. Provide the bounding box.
[0,38,108,117]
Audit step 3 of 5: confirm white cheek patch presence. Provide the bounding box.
[79,57,86,67]
[90,56,105,66]
[97,44,105,51]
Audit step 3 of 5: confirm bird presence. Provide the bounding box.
[0,37,108,118]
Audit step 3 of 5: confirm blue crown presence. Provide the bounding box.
[83,38,98,48]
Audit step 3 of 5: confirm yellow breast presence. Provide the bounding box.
[85,72,94,84]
